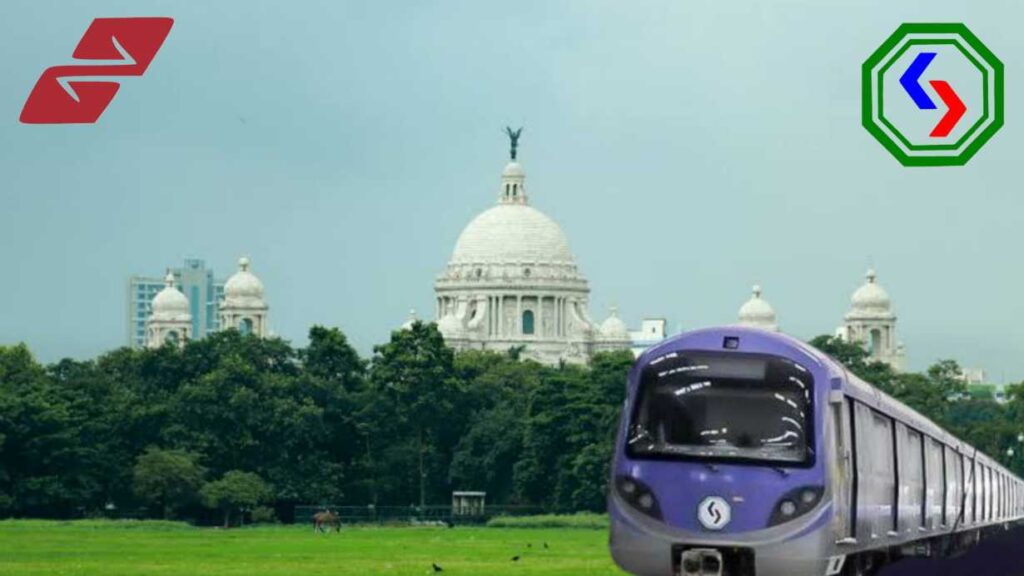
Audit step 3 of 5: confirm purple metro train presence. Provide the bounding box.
[609,327,1024,576]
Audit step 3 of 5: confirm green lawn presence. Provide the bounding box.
[0,520,626,575]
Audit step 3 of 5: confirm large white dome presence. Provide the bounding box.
[450,204,575,266]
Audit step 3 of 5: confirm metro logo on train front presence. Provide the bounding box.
[697,497,731,531]
[862,23,1003,167]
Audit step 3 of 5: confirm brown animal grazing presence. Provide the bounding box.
[312,510,341,533]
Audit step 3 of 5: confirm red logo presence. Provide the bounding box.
[20,18,173,124]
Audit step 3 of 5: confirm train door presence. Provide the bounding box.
[987,467,993,522]
[924,438,943,530]
[997,473,1002,521]
[966,455,974,522]
[853,402,895,541]
[980,464,988,522]
[943,446,961,528]
[831,398,855,542]
[895,423,924,534]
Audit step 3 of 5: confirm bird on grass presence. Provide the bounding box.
[432,562,443,572]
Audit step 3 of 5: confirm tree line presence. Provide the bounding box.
[0,322,632,523]
[1,324,1021,524]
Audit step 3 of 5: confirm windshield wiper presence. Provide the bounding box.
[627,426,653,446]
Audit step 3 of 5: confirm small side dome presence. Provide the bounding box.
[850,269,892,312]
[224,256,265,305]
[600,306,630,341]
[151,273,190,320]
[738,285,778,331]
[502,161,525,178]
[401,309,418,330]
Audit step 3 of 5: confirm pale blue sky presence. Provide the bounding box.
[2,1,1023,381]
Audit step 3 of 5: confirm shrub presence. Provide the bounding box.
[485,513,608,529]
[251,506,277,524]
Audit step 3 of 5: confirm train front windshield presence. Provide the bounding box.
[627,351,814,466]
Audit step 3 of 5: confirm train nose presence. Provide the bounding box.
[679,548,723,576]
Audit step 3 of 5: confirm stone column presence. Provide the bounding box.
[537,296,543,337]
[517,295,522,335]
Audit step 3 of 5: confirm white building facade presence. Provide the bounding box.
[837,269,905,371]
[433,136,628,365]
[144,256,270,347]
[629,318,667,358]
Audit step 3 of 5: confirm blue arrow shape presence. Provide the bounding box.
[900,52,938,109]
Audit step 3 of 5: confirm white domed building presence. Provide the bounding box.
[737,285,778,332]
[219,257,269,337]
[837,269,905,370]
[434,134,627,364]
[145,273,192,348]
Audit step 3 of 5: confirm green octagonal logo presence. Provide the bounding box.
[862,23,1004,167]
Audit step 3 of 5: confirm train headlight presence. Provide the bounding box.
[779,500,797,517]
[621,480,638,496]
[768,486,824,527]
[616,476,663,521]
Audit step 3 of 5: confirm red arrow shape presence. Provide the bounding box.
[928,80,966,138]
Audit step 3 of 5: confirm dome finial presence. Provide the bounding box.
[164,272,175,287]
[752,284,762,298]
[866,268,876,283]
[239,256,251,272]
[505,126,523,161]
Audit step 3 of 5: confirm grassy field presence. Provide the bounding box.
[0,520,626,575]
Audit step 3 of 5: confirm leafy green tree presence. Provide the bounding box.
[201,470,273,527]
[0,345,111,517]
[808,335,896,391]
[132,448,205,519]
[303,326,366,392]
[368,322,460,507]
